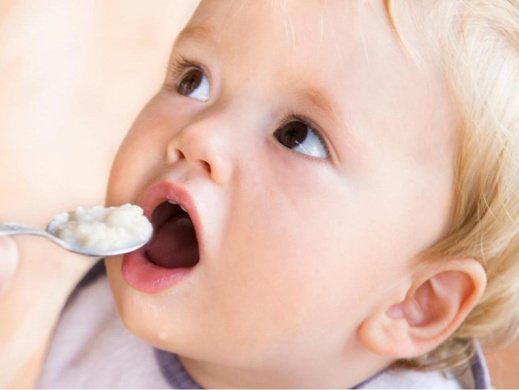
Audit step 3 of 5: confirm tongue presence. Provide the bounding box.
[146,214,199,268]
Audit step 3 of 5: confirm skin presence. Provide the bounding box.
[105,0,461,387]
[0,237,17,296]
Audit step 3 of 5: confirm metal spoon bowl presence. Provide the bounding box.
[0,222,150,257]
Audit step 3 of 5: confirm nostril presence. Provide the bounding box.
[202,161,211,174]
[167,143,185,163]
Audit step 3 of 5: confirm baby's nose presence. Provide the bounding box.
[167,118,233,186]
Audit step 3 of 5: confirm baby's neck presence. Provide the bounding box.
[178,351,392,388]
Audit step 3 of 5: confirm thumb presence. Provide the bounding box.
[0,236,19,295]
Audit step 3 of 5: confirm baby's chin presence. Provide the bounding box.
[103,259,184,347]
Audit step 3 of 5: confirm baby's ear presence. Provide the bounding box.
[358,258,486,358]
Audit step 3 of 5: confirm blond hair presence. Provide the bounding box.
[387,0,519,371]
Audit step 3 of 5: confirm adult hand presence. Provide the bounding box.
[0,237,18,296]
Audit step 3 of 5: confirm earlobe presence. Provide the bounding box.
[358,258,487,358]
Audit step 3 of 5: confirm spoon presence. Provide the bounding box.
[0,222,150,257]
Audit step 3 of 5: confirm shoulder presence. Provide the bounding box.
[37,260,171,388]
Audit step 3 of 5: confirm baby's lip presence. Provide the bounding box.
[138,180,204,262]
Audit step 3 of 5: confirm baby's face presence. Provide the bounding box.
[106,0,457,386]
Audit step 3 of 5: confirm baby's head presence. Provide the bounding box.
[105,0,519,387]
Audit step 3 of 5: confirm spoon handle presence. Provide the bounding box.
[0,223,49,237]
[0,222,74,250]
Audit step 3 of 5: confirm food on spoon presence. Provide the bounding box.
[47,204,152,253]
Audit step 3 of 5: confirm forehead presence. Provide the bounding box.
[181,0,411,113]
[185,0,396,68]
[180,0,435,103]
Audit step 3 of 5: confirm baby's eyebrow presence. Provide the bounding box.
[293,84,339,123]
[175,25,216,46]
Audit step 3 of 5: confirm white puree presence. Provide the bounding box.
[48,204,153,252]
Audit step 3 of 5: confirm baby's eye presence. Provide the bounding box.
[274,120,328,159]
[177,68,210,102]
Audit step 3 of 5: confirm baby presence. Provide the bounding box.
[34,0,519,388]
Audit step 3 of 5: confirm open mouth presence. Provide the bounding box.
[145,201,200,269]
